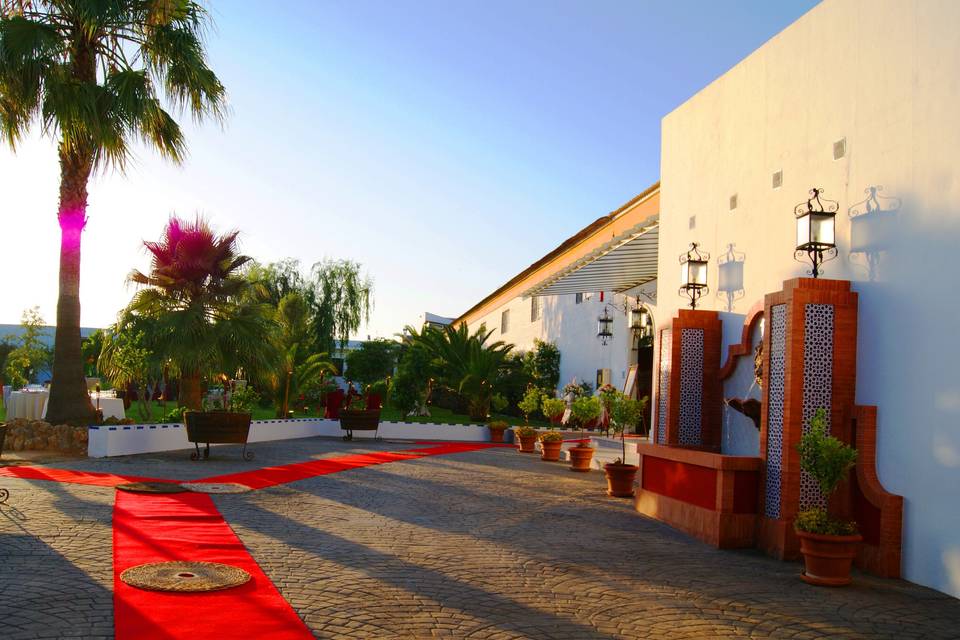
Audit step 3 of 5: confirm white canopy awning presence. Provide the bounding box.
[523,217,659,297]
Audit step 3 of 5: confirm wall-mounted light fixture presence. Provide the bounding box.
[630,301,652,340]
[794,187,838,278]
[679,242,710,309]
[597,308,614,345]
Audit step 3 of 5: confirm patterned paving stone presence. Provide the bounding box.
[2,439,959,639]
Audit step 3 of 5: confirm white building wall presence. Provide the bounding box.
[467,284,658,396]
[657,0,960,596]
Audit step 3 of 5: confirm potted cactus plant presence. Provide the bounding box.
[568,396,600,472]
[795,408,860,586]
[513,425,538,453]
[487,419,509,443]
[603,393,646,497]
[538,430,564,462]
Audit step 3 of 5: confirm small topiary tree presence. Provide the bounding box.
[541,397,566,424]
[517,386,542,424]
[795,408,859,535]
[570,395,601,441]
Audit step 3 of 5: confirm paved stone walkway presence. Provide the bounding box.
[1,439,959,639]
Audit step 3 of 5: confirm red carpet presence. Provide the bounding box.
[113,490,312,640]
[192,443,502,490]
[9,442,506,638]
[0,465,170,487]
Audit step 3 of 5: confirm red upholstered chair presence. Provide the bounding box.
[324,389,345,419]
[365,393,382,411]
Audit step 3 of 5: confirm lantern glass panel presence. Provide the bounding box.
[689,260,708,287]
[796,213,811,248]
[811,212,835,245]
[630,308,642,330]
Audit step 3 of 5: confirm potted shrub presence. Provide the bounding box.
[542,397,566,426]
[795,408,860,586]
[604,393,645,497]
[568,396,600,472]
[513,425,538,453]
[539,430,564,462]
[487,419,509,443]
[184,384,260,461]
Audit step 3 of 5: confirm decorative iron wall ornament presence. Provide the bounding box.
[794,188,839,278]
[679,242,710,309]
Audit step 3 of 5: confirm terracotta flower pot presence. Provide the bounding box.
[517,434,537,453]
[489,428,507,443]
[604,463,638,497]
[797,530,862,586]
[568,445,594,472]
[540,440,562,461]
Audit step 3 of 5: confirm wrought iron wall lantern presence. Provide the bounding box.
[595,297,651,346]
[679,242,709,309]
[597,308,614,345]
[795,187,838,278]
[630,302,652,340]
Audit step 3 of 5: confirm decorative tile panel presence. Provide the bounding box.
[800,304,833,511]
[678,328,704,446]
[764,304,786,519]
[656,329,671,444]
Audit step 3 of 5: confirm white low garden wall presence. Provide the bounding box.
[87,418,502,458]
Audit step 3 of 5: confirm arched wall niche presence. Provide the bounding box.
[720,300,765,456]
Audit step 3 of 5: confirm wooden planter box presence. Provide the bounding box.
[184,411,254,461]
[339,409,381,441]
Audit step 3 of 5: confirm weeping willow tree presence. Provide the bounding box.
[310,259,373,355]
[0,0,227,424]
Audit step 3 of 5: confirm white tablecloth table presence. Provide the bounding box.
[4,390,125,421]
[6,390,49,420]
[90,395,125,420]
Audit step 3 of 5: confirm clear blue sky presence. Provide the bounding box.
[0,0,819,336]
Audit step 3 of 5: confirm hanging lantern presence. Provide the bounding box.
[597,308,613,345]
[794,187,839,278]
[630,302,652,339]
[679,242,710,309]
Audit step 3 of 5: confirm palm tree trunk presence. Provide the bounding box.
[180,370,203,410]
[44,148,95,426]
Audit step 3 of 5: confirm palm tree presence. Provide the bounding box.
[405,323,513,420]
[125,216,277,410]
[0,1,226,423]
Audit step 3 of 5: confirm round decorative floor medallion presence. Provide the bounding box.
[181,482,252,494]
[120,561,251,592]
[116,482,187,494]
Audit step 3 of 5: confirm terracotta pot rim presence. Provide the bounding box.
[603,463,639,471]
[795,530,863,543]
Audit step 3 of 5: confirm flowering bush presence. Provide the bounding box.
[598,383,619,410]
[538,430,563,443]
[563,380,592,398]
